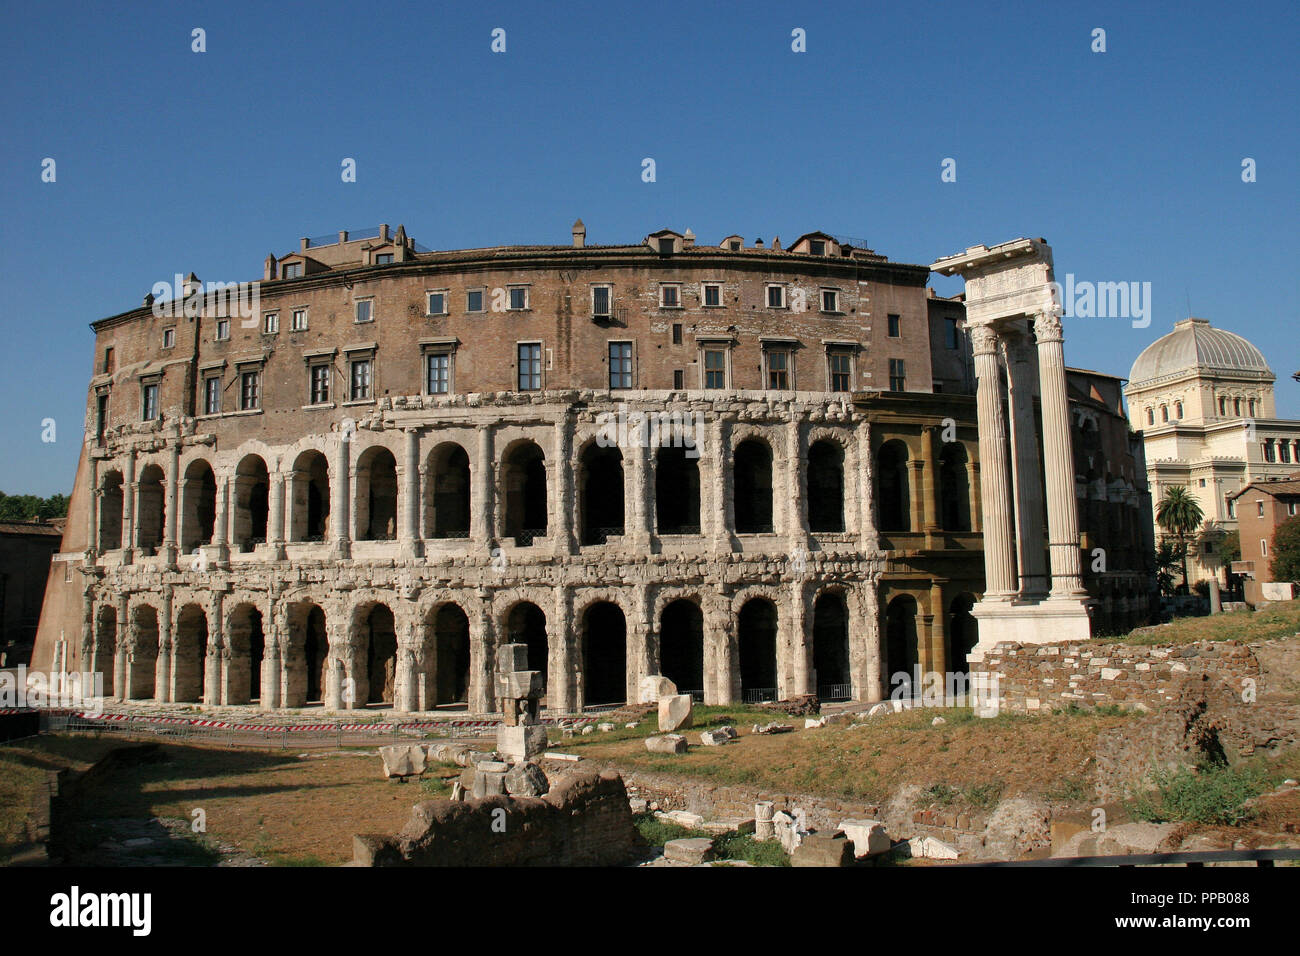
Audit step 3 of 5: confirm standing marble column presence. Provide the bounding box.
[268,470,286,561]
[212,473,230,566]
[87,458,100,555]
[856,423,879,552]
[473,426,495,545]
[400,428,422,558]
[551,418,573,556]
[970,326,1018,599]
[1004,332,1050,598]
[163,443,180,568]
[121,452,136,564]
[332,437,352,559]
[1033,310,1087,597]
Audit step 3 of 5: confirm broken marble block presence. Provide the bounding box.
[504,761,549,797]
[699,728,733,746]
[838,819,891,858]
[498,723,548,762]
[658,693,694,732]
[471,762,508,800]
[379,744,426,779]
[663,837,714,865]
[645,734,688,755]
[639,674,678,704]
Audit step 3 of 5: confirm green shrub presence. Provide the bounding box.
[1129,764,1270,827]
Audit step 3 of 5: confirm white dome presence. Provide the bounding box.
[1128,318,1272,387]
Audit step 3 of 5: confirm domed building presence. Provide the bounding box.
[1125,317,1300,588]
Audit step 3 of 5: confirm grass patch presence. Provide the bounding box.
[632,813,788,866]
[1129,763,1271,827]
[1045,776,1092,803]
[1107,600,1300,647]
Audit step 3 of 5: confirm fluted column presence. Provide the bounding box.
[971,325,1017,599]
[399,428,422,558]
[163,443,180,568]
[1033,310,1087,597]
[863,581,883,701]
[261,632,281,710]
[1004,332,1050,598]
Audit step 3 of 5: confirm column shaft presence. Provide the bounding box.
[1034,312,1087,596]
[971,326,1017,598]
[1005,334,1049,597]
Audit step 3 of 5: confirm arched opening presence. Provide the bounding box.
[807,440,845,533]
[135,464,166,555]
[582,602,627,706]
[506,602,548,695]
[659,599,704,699]
[948,593,978,680]
[733,439,774,534]
[429,603,470,706]
[503,442,547,546]
[884,595,919,696]
[580,444,624,545]
[128,605,159,700]
[655,446,700,535]
[357,603,397,705]
[738,598,778,702]
[285,603,328,706]
[98,471,124,551]
[812,591,851,699]
[232,455,269,553]
[174,604,208,703]
[356,446,399,541]
[226,604,265,705]
[877,441,911,533]
[94,606,116,697]
[426,442,471,539]
[289,450,330,542]
[938,443,971,532]
[179,459,216,554]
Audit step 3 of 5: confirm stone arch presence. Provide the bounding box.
[501,439,548,545]
[288,449,330,542]
[225,602,266,705]
[733,437,774,534]
[808,438,846,533]
[426,441,471,539]
[658,597,704,699]
[173,603,208,703]
[581,600,627,707]
[812,588,851,699]
[355,444,399,541]
[655,445,701,535]
[179,457,217,554]
[284,601,329,706]
[578,441,625,545]
[423,601,471,707]
[877,440,911,533]
[94,605,117,697]
[232,454,270,553]
[883,594,919,694]
[938,442,971,532]
[128,603,159,700]
[135,463,166,554]
[351,600,398,705]
[98,470,124,550]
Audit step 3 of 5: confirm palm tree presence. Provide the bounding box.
[1156,486,1204,594]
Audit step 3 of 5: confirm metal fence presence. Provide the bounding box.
[741,687,778,704]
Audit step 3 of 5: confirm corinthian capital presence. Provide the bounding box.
[969,324,999,356]
[1033,310,1064,344]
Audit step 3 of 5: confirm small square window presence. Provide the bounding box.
[703,283,721,307]
[821,289,838,313]
[349,359,372,401]
[509,287,529,311]
[809,240,826,256]
[355,299,373,324]
[592,286,611,317]
[660,285,681,308]
[282,262,303,280]
[292,309,308,331]
[215,319,230,341]
[239,370,261,411]
[466,289,484,313]
[887,314,901,337]
[427,292,447,316]
[766,285,786,309]
[263,312,279,334]
[309,364,330,405]
[162,328,175,349]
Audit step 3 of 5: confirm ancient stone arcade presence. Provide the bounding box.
[30,225,1147,715]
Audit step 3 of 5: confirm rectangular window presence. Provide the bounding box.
[466,289,484,313]
[95,392,108,443]
[1261,539,1268,557]
[508,287,529,311]
[673,369,684,390]
[703,283,721,307]
[427,292,447,316]
[426,353,450,395]
[355,299,373,324]
[1282,442,1293,464]
[829,352,852,392]
[592,286,611,317]
[889,358,906,392]
[239,370,260,410]
[1257,501,1265,517]
[162,328,175,349]
[103,347,114,374]
[1289,502,1297,516]
[766,284,786,308]
[672,323,682,345]
[349,359,372,401]
[888,314,901,337]
[215,319,230,341]
[263,312,279,334]
[1263,441,1276,463]
[766,350,790,390]
[141,383,158,421]
[292,309,308,331]
[282,262,302,280]
[1226,497,1236,518]
[608,342,633,389]
[704,349,726,389]
[309,364,330,405]
[375,253,393,265]
[945,317,960,349]
[517,343,542,391]
[821,289,839,313]
[203,376,221,415]
[660,284,681,308]
[810,240,826,256]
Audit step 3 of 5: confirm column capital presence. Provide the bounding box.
[1032,309,1064,343]
[969,324,1000,356]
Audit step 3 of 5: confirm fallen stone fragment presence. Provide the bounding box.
[699,729,733,746]
[909,836,960,860]
[379,744,426,779]
[792,832,854,867]
[658,694,694,732]
[663,837,714,864]
[645,734,688,754]
[838,819,891,858]
[657,809,704,828]
[504,761,549,797]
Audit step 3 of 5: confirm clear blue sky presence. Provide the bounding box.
[2,0,1296,496]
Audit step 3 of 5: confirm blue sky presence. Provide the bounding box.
[1,0,1296,495]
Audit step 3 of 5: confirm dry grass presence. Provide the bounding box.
[1110,600,1300,646]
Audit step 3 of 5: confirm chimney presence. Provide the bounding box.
[379,223,390,241]
[300,237,309,252]
[572,219,586,248]
[772,236,781,251]
[183,272,201,297]
[394,225,409,262]
[264,254,277,281]
[339,230,349,244]
[683,228,695,249]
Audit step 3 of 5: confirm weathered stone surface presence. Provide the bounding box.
[379,744,426,779]
[838,819,891,858]
[597,722,615,732]
[792,832,854,867]
[504,762,549,797]
[758,694,820,717]
[751,722,793,735]
[755,801,775,841]
[498,723,548,763]
[909,836,960,860]
[645,734,688,755]
[699,729,733,746]
[471,768,507,800]
[658,809,704,828]
[658,694,694,732]
[639,675,678,704]
[664,837,714,864]
[772,810,807,854]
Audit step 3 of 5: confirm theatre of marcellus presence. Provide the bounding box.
[31,225,1155,714]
